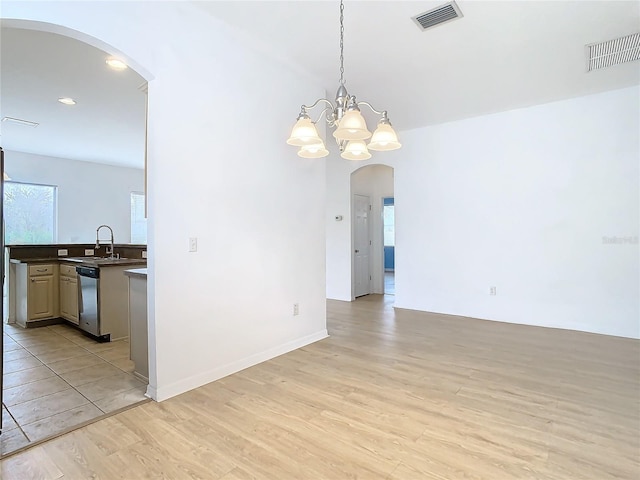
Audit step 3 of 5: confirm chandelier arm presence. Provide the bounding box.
[312,106,335,125]
[356,101,387,117]
[301,98,335,112]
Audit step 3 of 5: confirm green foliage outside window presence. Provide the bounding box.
[4,182,56,244]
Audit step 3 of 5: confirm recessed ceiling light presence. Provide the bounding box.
[58,97,76,105]
[106,58,128,71]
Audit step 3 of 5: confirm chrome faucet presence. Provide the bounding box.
[95,225,115,259]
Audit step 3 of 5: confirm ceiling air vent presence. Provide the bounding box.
[412,1,463,31]
[1,116,39,127]
[587,32,640,72]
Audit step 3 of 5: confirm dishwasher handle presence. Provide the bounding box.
[76,266,100,279]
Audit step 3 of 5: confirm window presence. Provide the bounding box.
[383,198,395,247]
[131,192,147,244]
[4,182,57,244]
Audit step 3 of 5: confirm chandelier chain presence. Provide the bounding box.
[339,0,345,85]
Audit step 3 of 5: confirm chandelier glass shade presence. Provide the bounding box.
[341,140,372,161]
[286,117,323,147]
[288,0,401,160]
[298,142,330,158]
[333,109,371,141]
[368,121,402,151]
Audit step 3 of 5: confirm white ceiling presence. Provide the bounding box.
[0,27,147,169]
[198,1,639,130]
[1,1,638,169]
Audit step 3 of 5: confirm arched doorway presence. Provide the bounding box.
[0,19,153,455]
[350,164,394,299]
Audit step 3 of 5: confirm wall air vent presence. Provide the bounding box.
[587,32,640,72]
[412,1,463,31]
[1,116,39,127]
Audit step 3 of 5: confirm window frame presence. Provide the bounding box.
[130,191,147,244]
[3,180,58,245]
[383,203,395,248]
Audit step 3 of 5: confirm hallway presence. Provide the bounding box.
[384,271,395,295]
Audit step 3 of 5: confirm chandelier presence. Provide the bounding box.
[287,0,401,160]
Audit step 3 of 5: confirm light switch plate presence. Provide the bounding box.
[142,251,147,259]
[57,249,68,256]
[85,249,94,256]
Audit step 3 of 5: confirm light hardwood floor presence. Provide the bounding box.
[2,295,639,479]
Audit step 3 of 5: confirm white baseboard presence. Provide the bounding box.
[149,329,329,402]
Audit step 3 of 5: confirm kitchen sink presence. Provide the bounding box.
[65,256,130,264]
[92,258,130,264]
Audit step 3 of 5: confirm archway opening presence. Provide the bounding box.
[349,164,395,300]
[0,19,154,456]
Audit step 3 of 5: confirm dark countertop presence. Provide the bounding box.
[10,258,60,264]
[64,257,147,267]
[10,257,147,268]
[6,243,147,248]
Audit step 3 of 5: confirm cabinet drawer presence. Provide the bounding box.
[60,264,77,277]
[29,264,54,276]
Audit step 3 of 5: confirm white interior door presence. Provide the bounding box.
[354,194,371,298]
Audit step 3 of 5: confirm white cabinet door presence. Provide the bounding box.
[28,275,55,320]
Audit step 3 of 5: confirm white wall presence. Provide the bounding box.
[351,165,394,296]
[4,150,143,244]
[327,86,639,339]
[326,150,354,301]
[4,1,328,400]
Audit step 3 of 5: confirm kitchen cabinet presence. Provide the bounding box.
[97,265,133,341]
[8,253,145,334]
[15,263,59,326]
[125,268,148,382]
[59,264,79,325]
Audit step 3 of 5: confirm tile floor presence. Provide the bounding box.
[1,322,148,456]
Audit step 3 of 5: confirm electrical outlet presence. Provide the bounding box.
[85,249,94,256]
[189,237,198,252]
[490,286,497,296]
[293,303,299,316]
[57,249,68,256]
[142,251,147,259]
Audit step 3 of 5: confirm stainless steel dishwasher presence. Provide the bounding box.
[76,266,109,341]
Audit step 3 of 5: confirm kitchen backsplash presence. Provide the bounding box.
[6,244,147,261]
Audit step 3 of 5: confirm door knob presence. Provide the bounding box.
[355,249,359,253]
